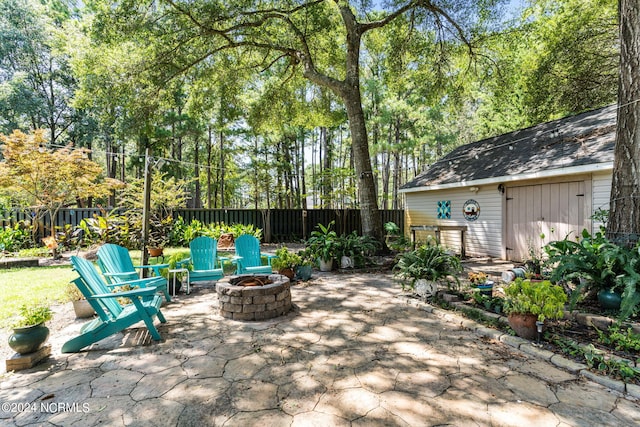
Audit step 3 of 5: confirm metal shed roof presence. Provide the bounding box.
[400,105,617,192]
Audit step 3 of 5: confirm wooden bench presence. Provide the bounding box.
[410,225,468,257]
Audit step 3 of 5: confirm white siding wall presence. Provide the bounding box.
[591,171,612,232]
[404,185,503,258]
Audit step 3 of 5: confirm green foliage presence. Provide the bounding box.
[12,304,52,328]
[335,231,381,268]
[305,221,339,262]
[0,221,32,252]
[271,246,302,270]
[544,229,640,320]
[549,335,639,383]
[65,283,85,301]
[504,279,567,322]
[79,210,129,246]
[393,244,462,290]
[597,324,640,353]
[384,222,401,236]
[173,218,262,246]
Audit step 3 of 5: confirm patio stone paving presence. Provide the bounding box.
[1,271,639,426]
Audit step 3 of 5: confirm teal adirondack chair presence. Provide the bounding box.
[61,256,167,353]
[184,236,224,282]
[97,243,171,302]
[234,234,275,274]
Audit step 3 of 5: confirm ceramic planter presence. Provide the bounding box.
[597,288,622,310]
[318,258,333,272]
[507,313,541,340]
[8,323,50,355]
[295,265,312,281]
[72,299,95,318]
[477,280,494,296]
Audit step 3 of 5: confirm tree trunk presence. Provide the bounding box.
[343,87,382,240]
[193,136,201,208]
[207,126,213,209]
[608,0,640,245]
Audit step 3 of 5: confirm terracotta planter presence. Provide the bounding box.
[278,268,295,280]
[507,313,541,340]
[148,247,164,257]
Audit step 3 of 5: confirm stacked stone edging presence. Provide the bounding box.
[216,274,292,321]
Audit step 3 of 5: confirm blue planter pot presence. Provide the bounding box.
[8,323,50,355]
[597,288,622,310]
[477,281,494,296]
[295,265,312,281]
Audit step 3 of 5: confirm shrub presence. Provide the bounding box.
[0,221,32,252]
[393,244,462,291]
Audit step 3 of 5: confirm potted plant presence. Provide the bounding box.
[8,304,53,355]
[468,271,494,296]
[66,283,95,318]
[272,246,302,280]
[147,214,172,257]
[295,249,314,281]
[336,232,380,269]
[545,230,629,312]
[393,243,462,292]
[305,221,339,271]
[503,278,567,340]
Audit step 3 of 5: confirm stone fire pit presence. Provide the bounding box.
[215,274,292,320]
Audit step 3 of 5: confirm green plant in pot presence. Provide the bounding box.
[295,249,314,281]
[393,243,462,292]
[504,279,567,340]
[8,304,53,355]
[272,246,302,280]
[306,221,339,271]
[66,283,95,319]
[545,229,631,313]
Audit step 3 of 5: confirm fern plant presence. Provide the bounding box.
[393,244,462,291]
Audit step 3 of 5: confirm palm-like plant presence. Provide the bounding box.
[393,244,462,291]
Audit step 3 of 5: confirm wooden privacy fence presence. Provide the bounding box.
[1,208,404,243]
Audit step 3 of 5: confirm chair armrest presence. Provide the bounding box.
[108,276,166,288]
[136,263,169,276]
[103,271,136,278]
[176,258,191,268]
[89,287,157,299]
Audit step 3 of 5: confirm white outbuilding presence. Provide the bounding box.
[399,105,616,261]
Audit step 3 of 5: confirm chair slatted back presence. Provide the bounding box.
[71,256,124,321]
[96,244,138,282]
[190,236,219,270]
[235,235,263,268]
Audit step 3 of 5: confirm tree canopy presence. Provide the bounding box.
[0,0,627,238]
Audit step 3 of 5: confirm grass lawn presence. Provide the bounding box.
[0,265,77,328]
[0,247,197,328]
[0,246,243,328]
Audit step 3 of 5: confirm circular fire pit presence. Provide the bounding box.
[216,274,292,321]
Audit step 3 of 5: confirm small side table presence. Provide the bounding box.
[168,268,190,296]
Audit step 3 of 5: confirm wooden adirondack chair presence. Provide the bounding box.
[183,236,224,283]
[61,256,167,353]
[234,234,275,274]
[97,243,171,302]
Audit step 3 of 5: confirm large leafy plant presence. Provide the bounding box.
[504,279,567,322]
[305,221,339,262]
[393,244,462,290]
[545,229,640,319]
